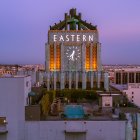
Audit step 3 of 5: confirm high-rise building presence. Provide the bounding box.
[45,8,108,91]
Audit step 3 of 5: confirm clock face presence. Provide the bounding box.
[64,46,82,71]
[66,46,81,61]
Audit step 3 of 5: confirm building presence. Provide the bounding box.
[0,75,134,140]
[0,76,31,140]
[114,68,140,85]
[0,65,19,76]
[45,8,109,91]
[123,83,140,107]
[112,68,140,107]
[112,83,140,107]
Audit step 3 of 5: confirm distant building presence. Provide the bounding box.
[114,68,140,85]
[0,65,19,76]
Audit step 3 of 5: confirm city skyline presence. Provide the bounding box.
[0,0,140,65]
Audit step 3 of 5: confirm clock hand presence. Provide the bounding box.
[69,50,75,61]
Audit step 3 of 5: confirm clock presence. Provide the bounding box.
[64,46,82,71]
[66,46,81,61]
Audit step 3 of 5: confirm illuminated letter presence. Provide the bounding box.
[77,35,80,42]
[71,35,75,41]
[83,35,86,42]
[53,35,57,42]
[59,35,64,42]
[66,35,69,42]
[89,35,94,42]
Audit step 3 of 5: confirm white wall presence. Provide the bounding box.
[124,83,140,107]
[0,76,31,140]
[24,121,126,140]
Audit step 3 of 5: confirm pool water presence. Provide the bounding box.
[64,105,85,119]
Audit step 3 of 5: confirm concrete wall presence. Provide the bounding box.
[25,121,126,140]
[0,76,31,140]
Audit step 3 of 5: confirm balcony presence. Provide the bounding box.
[0,117,8,134]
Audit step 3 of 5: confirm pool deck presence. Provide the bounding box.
[45,102,127,121]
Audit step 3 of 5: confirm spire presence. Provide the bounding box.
[50,8,97,30]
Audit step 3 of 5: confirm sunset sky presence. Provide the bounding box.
[0,0,140,64]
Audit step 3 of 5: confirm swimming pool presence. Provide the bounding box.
[64,105,85,119]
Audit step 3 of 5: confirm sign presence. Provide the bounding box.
[48,31,97,43]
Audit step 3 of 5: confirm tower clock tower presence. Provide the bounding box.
[45,8,108,91]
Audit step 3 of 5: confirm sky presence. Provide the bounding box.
[0,0,140,65]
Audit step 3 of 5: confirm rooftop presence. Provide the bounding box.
[114,68,140,72]
[110,84,128,91]
[0,75,30,78]
[25,88,140,121]
[26,102,139,121]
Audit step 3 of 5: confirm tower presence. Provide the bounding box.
[45,8,107,91]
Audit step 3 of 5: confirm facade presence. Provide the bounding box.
[24,121,127,140]
[45,8,109,91]
[114,68,140,85]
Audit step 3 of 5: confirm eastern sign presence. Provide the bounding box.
[48,31,97,43]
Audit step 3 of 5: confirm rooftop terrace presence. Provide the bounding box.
[25,102,140,121]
